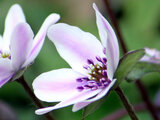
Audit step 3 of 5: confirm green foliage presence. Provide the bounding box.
[82,96,107,120]
[113,49,145,89]
[126,62,160,82]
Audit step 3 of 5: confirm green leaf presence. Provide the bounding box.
[82,96,107,120]
[126,62,160,82]
[113,49,145,89]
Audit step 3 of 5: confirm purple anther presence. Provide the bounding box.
[77,86,84,91]
[87,59,94,65]
[97,82,102,86]
[76,78,83,82]
[96,56,102,62]
[102,57,107,64]
[8,55,11,60]
[84,85,92,89]
[102,71,108,77]
[83,65,89,69]
[88,81,97,86]
[107,79,111,83]
[82,77,90,81]
[100,78,106,83]
[103,82,110,86]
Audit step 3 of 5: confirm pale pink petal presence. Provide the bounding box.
[23,14,60,67]
[33,68,86,102]
[84,79,116,102]
[47,23,105,74]
[140,48,160,64]
[10,23,34,71]
[0,74,14,88]
[93,3,119,79]
[35,89,101,115]
[0,59,14,87]
[3,4,26,51]
[72,102,92,112]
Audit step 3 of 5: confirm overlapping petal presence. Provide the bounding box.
[140,48,160,64]
[0,59,13,87]
[93,3,119,79]
[10,23,34,71]
[23,14,60,67]
[72,79,116,112]
[84,79,116,102]
[3,4,26,51]
[33,68,85,102]
[72,102,91,112]
[47,23,105,74]
[35,89,101,115]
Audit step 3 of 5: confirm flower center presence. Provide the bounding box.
[0,51,11,59]
[76,56,111,91]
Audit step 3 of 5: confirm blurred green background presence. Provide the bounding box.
[0,0,160,120]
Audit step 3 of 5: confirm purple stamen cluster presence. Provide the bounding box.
[77,56,111,91]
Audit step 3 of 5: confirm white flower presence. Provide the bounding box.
[33,3,119,115]
[0,4,60,87]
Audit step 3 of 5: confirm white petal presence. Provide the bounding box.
[47,23,105,74]
[33,68,86,102]
[0,59,13,87]
[10,23,34,71]
[84,79,116,102]
[72,102,91,112]
[35,89,101,115]
[3,4,26,51]
[93,3,119,79]
[140,48,160,64]
[0,74,14,88]
[23,14,60,67]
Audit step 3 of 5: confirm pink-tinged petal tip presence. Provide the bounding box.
[3,4,26,51]
[10,23,34,71]
[140,48,160,64]
[93,3,119,79]
[23,13,60,67]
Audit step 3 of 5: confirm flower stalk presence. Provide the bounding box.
[115,87,138,120]
[103,0,159,119]
[17,76,54,120]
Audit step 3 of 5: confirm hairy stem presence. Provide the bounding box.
[115,87,139,120]
[17,76,54,120]
[102,0,159,119]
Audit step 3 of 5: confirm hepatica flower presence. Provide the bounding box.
[140,48,160,64]
[33,3,119,115]
[0,4,60,87]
